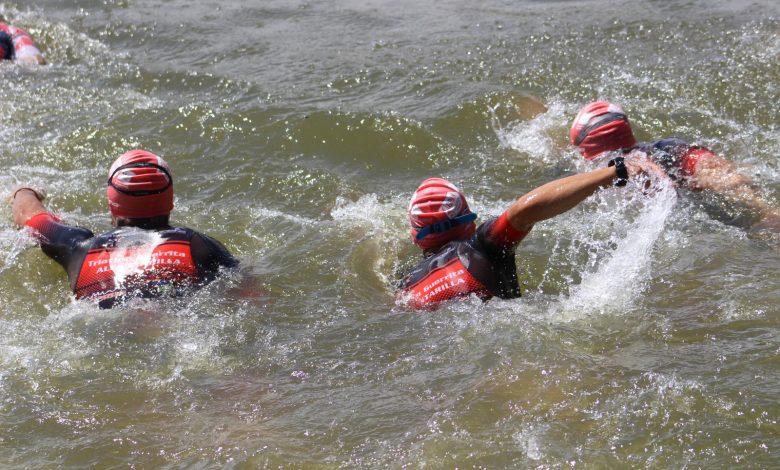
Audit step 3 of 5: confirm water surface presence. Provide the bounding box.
[1,0,779,467]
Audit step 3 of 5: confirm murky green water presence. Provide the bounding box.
[1,0,779,467]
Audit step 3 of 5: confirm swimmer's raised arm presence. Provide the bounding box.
[505,158,649,232]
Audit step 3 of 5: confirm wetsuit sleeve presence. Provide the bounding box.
[476,211,531,254]
[190,232,239,276]
[24,212,94,270]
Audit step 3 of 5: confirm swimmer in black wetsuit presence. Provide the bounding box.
[9,149,237,308]
[397,161,653,309]
[570,101,780,232]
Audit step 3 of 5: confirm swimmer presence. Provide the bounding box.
[397,160,653,309]
[570,101,780,232]
[0,15,46,65]
[9,150,238,308]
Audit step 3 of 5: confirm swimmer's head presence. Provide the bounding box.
[107,149,174,221]
[0,32,13,61]
[409,178,477,251]
[570,101,637,159]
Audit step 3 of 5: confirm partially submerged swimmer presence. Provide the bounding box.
[9,150,238,308]
[397,159,655,309]
[570,101,780,232]
[0,15,46,64]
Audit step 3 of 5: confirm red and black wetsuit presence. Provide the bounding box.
[25,212,238,308]
[398,212,530,308]
[629,138,716,188]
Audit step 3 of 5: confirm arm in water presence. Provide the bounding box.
[504,159,649,232]
[693,155,780,231]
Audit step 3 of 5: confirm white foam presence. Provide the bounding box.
[108,228,166,286]
[492,101,568,166]
[513,424,547,460]
[331,194,391,230]
[558,179,678,317]
[0,229,37,276]
[249,206,319,227]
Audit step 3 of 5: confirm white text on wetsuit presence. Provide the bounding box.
[420,268,466,302]
[90,249,188,273]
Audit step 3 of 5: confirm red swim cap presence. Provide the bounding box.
[409,178,476,251]
[107,149,174,219]
[570,101,637,160]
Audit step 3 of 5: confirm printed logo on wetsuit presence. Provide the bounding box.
[419,268,467,302]
[75,241,197,301]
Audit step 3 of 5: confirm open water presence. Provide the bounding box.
[1,0,780,467]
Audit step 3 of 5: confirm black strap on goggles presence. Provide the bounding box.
[574,112,628,146]
[107,162,173,196]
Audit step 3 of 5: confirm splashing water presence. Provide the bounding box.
[491,101,569,166]
[331,194,390,231]
[108,228,165,287]
[3,1,780,468]
[559,178,678,317]
[0,229,36,276]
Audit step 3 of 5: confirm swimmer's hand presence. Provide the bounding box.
[6,187,46,205]
[512,93,548,120]
[17,54,46,65]
[625,155,671,195]
[7,187,47,227]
